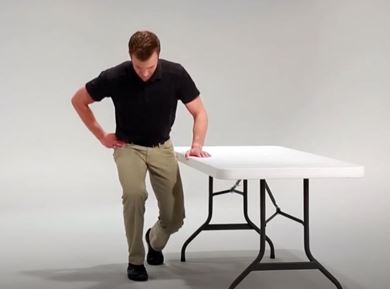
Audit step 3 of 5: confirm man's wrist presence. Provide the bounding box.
[191,144,202,149]
[96,131,107,141]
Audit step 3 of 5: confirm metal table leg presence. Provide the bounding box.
[181,176,275,262]
[229,179,343,289]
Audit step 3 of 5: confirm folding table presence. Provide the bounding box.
[174,146,364,289]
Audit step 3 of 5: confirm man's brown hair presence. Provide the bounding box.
[128,31,160,61]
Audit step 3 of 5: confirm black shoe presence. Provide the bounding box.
[127,263,148,281]
[145,228,164,265]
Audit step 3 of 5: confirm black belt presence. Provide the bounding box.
[126,138,169,148]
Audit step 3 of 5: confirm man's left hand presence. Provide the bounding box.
[185,147,211,159]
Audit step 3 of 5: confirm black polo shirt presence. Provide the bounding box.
[85,59,200,146]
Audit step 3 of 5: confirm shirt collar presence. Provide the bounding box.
[129,59,162,83]
[148,60,162,82]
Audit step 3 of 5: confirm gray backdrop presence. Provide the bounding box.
[1,1,389,289]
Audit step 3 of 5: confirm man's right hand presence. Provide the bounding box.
[99,133,126,149]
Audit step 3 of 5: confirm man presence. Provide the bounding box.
[71,31,210,281]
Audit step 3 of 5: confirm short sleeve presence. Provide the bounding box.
[177,65,200,104]
[85,70,113,102]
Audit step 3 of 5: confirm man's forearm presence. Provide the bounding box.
[191,110,208,148]
[71,96,106,141]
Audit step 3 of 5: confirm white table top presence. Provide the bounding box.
[174,146,364,180]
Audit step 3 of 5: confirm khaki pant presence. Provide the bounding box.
[113,139,185,265]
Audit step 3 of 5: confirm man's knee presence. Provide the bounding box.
[122,188,147,205]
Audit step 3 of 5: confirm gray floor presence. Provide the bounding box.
[3,250,365,289]
[0,202,384,289]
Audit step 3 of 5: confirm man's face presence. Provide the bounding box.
[131,51,159,82]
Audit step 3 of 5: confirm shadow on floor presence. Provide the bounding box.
[23,250,365,289]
